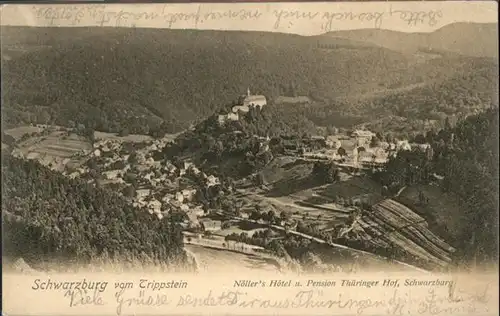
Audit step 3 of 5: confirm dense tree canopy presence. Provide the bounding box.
[2,154,186,269]
[373,107,499,264]
[3,27,497,137]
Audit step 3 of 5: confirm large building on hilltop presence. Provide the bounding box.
[232,88,267,113]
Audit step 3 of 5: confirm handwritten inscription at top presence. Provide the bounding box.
[30,4,443,31]
[31,5,262,28]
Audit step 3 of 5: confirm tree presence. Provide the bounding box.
[337,147,347,157]
[128,152,138,164]
[385,134,394,143]
[118,128,130,137]
[326,126,338,135]
[122,185,136,198]
[313,161,340,184]
[268,240,288,257]
[325,164,340,183]
[249,210,261,221]
[2,132,16,146]
[370,136,380,148]
[280,211,291,222]
[2,154,185,269]
[264,210,276,224]
[444,116,452,130]
[418,190,427,205]
[39,110,51,125]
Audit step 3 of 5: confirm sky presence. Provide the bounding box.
[0,1,497,36]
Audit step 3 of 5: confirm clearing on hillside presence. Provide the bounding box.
[395,184,468,243]
[13,131,92,172]
[4,126,44,140]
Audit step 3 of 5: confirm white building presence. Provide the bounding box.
[326,136,342,149]
[397,140,412,151]
[206,175,220,188]
[191,206,205,217]
[136,189,151,200]
[218,112,240,125]
[103,170,122,180]
[190,166,201,175]
[148,199,162,214]
[144,172,155,181]
[175,192,184,203]
[351,130,375,143]
[232,88,267,113]
[162,193,174,203]
[182,189,197,201]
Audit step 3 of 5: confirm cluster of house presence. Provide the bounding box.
[55,133,223,225]
[129,159,222,222]
[133,186,199,220]
[301,129,431,167]
[218,88,267,125]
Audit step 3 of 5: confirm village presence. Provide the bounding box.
[217,88,431,170]
[4,89,446,272]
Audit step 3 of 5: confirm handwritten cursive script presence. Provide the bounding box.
[115,288,171,316]
[29,4,443,31]
[58,284,494,316]
[176,289,387,314]
[31,5,262,28]
[64,288,105,307]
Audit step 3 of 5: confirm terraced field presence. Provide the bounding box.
[362,199,456,269]
[13,131,91,171]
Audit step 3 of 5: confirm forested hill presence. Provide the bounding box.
[307,56,498,136]
[2,26,497,135]
[162,104,318,180]
[327,22,498,58]
[1,153,187,270]
[373,107,499,265]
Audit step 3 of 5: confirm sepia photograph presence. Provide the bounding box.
[1,2,498,315]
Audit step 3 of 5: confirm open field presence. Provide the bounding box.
[235,188,347,229]
[185,244,281,273]
[395,184,468,242]
[317,176,385,205]
[94,131,155,143]
[184,232,267,252]
[4,126,44,140]
[239,167,382,228]
[94,131,180,143]
[213,226,268,237]
[260,156,314,186]
[13,131,91,171]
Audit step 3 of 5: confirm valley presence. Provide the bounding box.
[1,21,498,274]
[2,117,467,273]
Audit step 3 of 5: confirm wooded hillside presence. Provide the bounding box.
[373,107,499,265]
[2,25,497,136]
[2,153,187,270]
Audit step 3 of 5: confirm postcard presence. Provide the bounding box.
[1,1,498,315]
